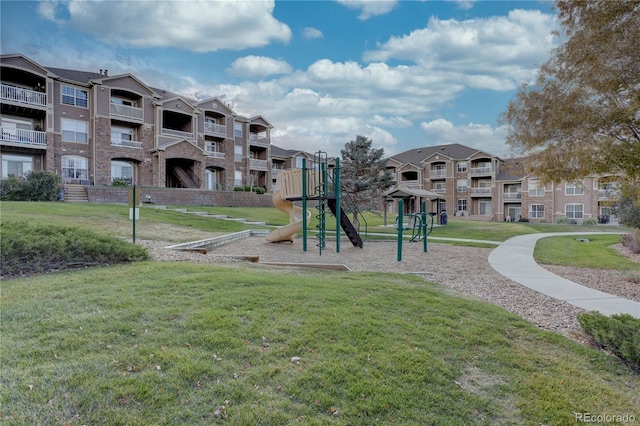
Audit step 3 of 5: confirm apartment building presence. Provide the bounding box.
[387,143,620,224]
[0,54,274,192]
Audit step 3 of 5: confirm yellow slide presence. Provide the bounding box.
[265,169,313,242]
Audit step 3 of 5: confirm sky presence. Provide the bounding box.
[0,0,560,158]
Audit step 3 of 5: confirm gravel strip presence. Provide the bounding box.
[139,236,640,342]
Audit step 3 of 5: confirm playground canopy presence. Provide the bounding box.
[385,187,442,199]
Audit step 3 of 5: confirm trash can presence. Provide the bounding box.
[58,188,65,202]
[440,210,448,225]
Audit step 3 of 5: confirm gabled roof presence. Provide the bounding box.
[2,54,56,77]
[496,158,526,181]
[94,73,159,97]
[389,143,486,166]
[45,67,102,85]
[249,115,273,128]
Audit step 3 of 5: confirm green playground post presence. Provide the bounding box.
[422,200,428,253]
[335,158,341,253]
[302,158,308,252]
[397,199,403,261]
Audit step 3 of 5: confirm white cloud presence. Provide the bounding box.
[39,0,291,52]
[364,10,558,90]
[420,119,510,156]
[336,0,398,20]
[302,27,324,40]
[227,56,292,78]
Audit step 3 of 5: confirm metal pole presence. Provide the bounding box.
[422,199,427,253]
[335,158,341,253]
[397,199,403,261]
[132,185,136,244]
[302,158,307,252]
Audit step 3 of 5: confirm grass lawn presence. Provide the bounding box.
[535,234,640,271]
[2,262,639,425]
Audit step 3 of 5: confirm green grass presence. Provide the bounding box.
[534,234,640,271]
[2,262,639,425]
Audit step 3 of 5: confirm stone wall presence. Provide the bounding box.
[86,186,274,207]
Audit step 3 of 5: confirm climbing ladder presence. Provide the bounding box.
[300,151,366,254]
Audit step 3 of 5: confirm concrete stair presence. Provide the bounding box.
[65,184,88,203]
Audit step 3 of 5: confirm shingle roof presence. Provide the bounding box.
[389,143,482,165]
[45,67,103,84]
[496,158,526,181]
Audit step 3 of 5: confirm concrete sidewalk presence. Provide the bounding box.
[488,232,640,318]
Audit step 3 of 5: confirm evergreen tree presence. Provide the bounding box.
[340,135,395,215]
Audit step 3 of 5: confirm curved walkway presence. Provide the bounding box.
[489,232,640,318]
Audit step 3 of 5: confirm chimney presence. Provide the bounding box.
[104,69,108,76]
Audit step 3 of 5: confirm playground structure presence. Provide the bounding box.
[266,152,366,254]
[395,199,435,261]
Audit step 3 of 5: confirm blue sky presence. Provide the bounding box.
[1,0,559,157]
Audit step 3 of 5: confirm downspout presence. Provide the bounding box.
[92,83,97,185]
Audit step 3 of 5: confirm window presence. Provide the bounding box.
[457,199,467,212]
[529,204,545,219]
[457,179,467,192]
[62,156,88,180]
[234,145,243,162]
[2,154,32,178]
[111,97,133,107]
[61,85,88,107]
[234,170,242,187]
[111,160,133,184]
[528,178,544,196]
[566,204,583,219]
[234,122,243,137]
[111,126,134,146]
[295,156,305,169]
[61,119,88,143]
[479,200,492,215]
[457,162,467,173]
[565,182,584,195]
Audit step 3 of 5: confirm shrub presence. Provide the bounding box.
[517,217,529,222]
[253,186,266,195]
[556,216,571,224]
[233,186,246,192]
[0,220,149,279]
[0,171,61,201]
[111,178,130,187]
[578,312,640,371]
[582,217,598,226]
[621,230,640,254]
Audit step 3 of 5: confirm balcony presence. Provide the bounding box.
[430,170,446,179]
[598,189,620,200]
[469,166,493,176]
[1,84,46,107]
[161,128,194,140]
[206,150,226,159]
[111,139,142,149]
[250,159,269,170]
[503,192,522,201]
[432,188,446,194]
[204,122,227,137]
[249,133,269,146]
[110,103,143,122]
[469,187,493,196]
[397,180,420,188]
[0,127,47,147]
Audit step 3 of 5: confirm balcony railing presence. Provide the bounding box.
[111,139,142,149]
[207,151,225,159]
[161,128,194,139]
[469,166,493,176]
[469,187,493,196]
[249,133,269,146]
[598,189,620,199]
[398,179,420,188]
[249,159,269,170]
[204,122,226,136]
[430,170,446,178]
[432,188,446,194]
[1,84,46,107]
[503,192,522,201]
[0,127,47,146]
[110,103,143,122]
